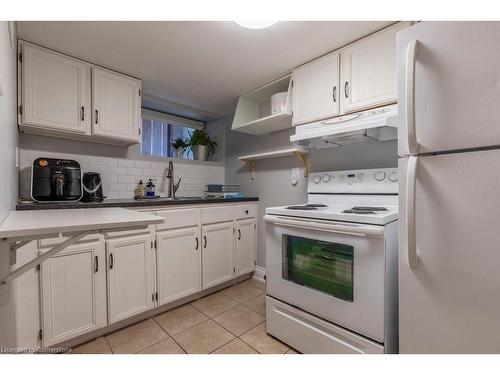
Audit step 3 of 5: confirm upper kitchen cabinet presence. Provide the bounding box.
[18,41,142,145]
[231,75,292,136]
[340,22,409,113]
[19,42,91,136]
[92,67,141,144]
[291,51,340,126]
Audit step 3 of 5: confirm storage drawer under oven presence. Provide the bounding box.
[266,296,384,354]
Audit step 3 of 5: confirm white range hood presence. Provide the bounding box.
[290,104,398,148]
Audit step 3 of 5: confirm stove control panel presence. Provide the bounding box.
[308,168,398,194]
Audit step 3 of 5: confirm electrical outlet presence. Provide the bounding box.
[290,167,299,186]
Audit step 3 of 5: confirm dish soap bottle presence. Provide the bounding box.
[134,180,146,199]
[146,179,156,197]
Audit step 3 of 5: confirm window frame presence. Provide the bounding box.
[140,108,205,158]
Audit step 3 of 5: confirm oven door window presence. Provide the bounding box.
[282,235,354,302]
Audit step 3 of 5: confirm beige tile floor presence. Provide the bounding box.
[71,279,299,354]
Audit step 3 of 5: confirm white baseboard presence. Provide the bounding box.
[253,265,266,283]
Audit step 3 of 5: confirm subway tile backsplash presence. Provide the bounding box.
[18,150,225,200]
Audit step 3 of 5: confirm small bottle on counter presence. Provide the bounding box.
[134,180,146,199]
[146,179,156,197]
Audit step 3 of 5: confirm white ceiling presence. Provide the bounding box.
[17,21,392,119]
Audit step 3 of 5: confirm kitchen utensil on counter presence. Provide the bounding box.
[81,172,105,202]
[31,158,82,202]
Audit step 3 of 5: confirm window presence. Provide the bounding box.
[140,109,204,159]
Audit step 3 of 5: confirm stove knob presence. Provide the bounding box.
[374,171,386,181]
[313,175,322,184]
[322,174,331,183]
[388,171,399,182]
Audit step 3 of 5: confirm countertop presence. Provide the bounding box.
[1,208,163,238]
[16,197,259,211]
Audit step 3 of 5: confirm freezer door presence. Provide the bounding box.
[399,149,500,353]
[398,22,500,156]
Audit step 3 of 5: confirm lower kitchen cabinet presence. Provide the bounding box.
[156,227,202,306]
[31,203,259,348]
[202,222,235,289]
[235,219,257,276]
[106,232,155,324]
[40,239,107,347]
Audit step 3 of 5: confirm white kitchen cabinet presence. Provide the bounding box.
[19,42,91,135]
[340,22,408,113]
[17,41,141,145]
[292,52,340,126]
[92,67,141,143]
[231,75,293,136]
[235,219,256,276]
[40,239,106,347]
[156,227,201,306]
[106,231,155,324]
[201,222,235,289]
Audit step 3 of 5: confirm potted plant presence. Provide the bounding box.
[171,137,188,158]
[187,129,218,161]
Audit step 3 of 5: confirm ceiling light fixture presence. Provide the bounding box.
[234,21,278,30]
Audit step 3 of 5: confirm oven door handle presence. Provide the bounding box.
[263,215,385,238]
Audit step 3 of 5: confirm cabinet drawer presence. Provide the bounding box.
[156,208,200,230]
[235,204,256,220]
[38,233,101,250]
[201,206,234,224]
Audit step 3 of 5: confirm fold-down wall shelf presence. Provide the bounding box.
[238,147,309,180]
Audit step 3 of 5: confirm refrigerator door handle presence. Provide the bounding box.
[406,155,419,270]
[405,40,419,156]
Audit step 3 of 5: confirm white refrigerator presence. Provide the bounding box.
[398,22,500,353]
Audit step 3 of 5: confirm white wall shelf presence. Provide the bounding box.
[238,147,309,180]
[231,75,293,136]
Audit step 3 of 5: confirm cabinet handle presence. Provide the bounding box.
[333,86,337,103]
[95,109,99,125]
[195,237,199,250]
[81,106,85,122]
[203,236,207,248]
[245,210,249,215]
[94,256,98,273]
[238,229,241,240]
[344,82,349,98]
[109,253,113,269]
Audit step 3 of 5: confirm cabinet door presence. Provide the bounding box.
[291,52,340,126]
[202,222,235,289]
[21,43,91,134]
[340,23,408,113]
[107,233,155,324]
[92,67,141,143]
[235,219,256,276]
[40,240,106,347]
[156,227,201,305]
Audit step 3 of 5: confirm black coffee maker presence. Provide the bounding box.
[31,158,83,202]
[81,172,105,202]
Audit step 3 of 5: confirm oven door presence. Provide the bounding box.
[264,214,386,343]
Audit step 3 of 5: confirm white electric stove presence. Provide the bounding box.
[266,168,398,225]
[264,168,399,354]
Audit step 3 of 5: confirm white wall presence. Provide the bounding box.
[18,124,225,200]
[223,116,398,268]
[18,142,225,200]
[0,21,19,348]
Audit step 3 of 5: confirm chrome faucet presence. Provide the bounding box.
[166,160,181,198]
